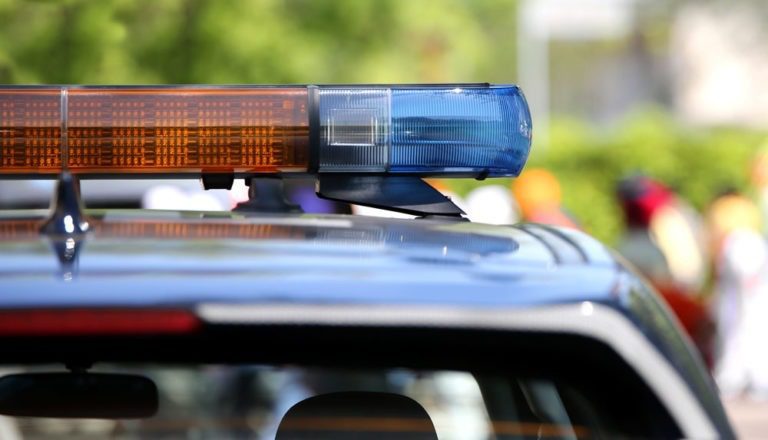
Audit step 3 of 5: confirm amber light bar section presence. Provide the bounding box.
[0,89,61,172]
[0,218,308,241]
[0,87,310,175]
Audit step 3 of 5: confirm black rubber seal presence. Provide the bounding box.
[307,85,320,174]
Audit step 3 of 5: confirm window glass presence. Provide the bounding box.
[0,364,680,439]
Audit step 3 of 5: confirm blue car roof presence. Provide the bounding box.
[0,209,620,309]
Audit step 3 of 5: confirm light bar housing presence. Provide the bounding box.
[0,84,531,178]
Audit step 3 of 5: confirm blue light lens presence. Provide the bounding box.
[317,85,532,177]
[390,86,531,176]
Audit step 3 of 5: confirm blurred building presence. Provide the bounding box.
[519,0,768,130]
[670,3,768,128]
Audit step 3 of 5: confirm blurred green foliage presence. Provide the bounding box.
[543,110,765,244]
[0,0,765,245]
[0,0,519,84]
[452,109,766,245]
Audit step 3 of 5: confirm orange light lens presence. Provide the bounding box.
[0,89,62,172]
[1,87,310,175]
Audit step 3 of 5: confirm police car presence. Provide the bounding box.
[0,85,733,439]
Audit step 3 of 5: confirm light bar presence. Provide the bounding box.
[0,85,531,178]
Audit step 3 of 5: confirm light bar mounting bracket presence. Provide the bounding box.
[233,177,303,214]
[316,175,465,219]
[40,172,90,236]
[39,172,89,281]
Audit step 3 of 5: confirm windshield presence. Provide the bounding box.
[0,363,679,440]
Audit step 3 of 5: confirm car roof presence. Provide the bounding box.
[0,208,733,437]
[0,209,620,309]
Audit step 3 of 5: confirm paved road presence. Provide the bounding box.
[724,397,768,439]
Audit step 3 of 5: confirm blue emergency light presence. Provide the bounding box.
[317,85,532,177]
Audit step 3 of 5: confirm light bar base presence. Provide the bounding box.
[316,176,465,218]
[233,178,303,214]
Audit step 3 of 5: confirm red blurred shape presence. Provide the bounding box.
[0,309,200,336]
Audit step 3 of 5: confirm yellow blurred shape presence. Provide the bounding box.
[708,194,761,253]
[511,168,562,217]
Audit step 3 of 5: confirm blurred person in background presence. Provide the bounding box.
[751,142,768,235]
[707,190,768,399]
[143,185,227,211]
[615,175,714,367]
[464,185,518,225]
[616,175,708,292]
[227,179,351,215]
[287,181,352,215]
[510,168,580,229]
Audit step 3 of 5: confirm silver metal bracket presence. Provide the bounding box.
[40,172,90,236]
[40,172,89,280]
